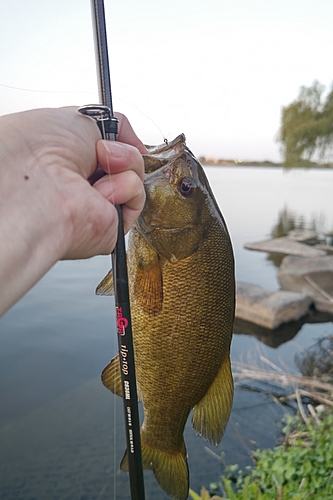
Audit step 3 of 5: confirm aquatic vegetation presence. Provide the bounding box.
[295,336,333,382]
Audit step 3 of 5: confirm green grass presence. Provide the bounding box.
[190,408,333,500]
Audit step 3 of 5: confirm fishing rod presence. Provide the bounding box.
[79,1,145,499]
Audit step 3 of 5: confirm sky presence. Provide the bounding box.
[1,0,333,161]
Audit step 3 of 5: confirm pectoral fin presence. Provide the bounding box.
[134,257,163,315]
[192,354,233,445]
[101,354,122,397]
[95,269,114,296]
[129,228,163,315]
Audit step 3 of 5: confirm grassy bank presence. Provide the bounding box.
[190,355,333,500]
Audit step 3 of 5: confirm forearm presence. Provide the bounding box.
[0,218,67,317]
[0,153,70,316]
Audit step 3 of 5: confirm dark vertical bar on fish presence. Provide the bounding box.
[90,2,145,500]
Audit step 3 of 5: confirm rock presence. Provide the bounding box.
[315,244,333,254]
[233,316,304,348]
[287,229,321,245]
[234,308,333,347]
[278,255,333,314]
[235,281,313,329]
[244,237,326,257]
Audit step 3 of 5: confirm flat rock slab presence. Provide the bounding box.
[236,281,313,330]
[315,244,333,254]
[287,229,321,245]
[233,316,305,348]
[244,237,326,257]
[278,255,333,314]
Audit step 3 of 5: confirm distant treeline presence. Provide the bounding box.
[201,79,333,169]
[199,157,333,168]
[199,157,281,167]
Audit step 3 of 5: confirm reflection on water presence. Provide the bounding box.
[266,205,329,267]
[234,309,333,349]
[270,205,326,240]
[1,167,333,499]
[0,373,282,500]
[0,378,119,499]
[233,316,305,348]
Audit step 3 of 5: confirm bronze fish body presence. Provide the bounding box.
[97,134,235,500]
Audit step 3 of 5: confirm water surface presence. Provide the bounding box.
[1,166,332,499]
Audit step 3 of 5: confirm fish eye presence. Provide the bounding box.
[178,177,196,197]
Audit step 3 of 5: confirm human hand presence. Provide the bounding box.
[1,107,146,260]
[91,111,148,254]
[0,107,146,315]
[57,108,147,259]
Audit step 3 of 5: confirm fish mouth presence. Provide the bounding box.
[143,134,186,174]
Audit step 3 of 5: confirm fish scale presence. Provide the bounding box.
[130,229,230,426]
[97,135,235,500]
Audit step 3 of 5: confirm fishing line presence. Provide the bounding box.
[80,2,145,500]
[78,105,127,500]
[113,361,117,500]
[96,117,117,494]
[102,124,118,500]
[0,81,167,142]
[0,82,92,94]
[114,96,168,143]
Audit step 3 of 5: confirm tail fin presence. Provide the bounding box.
[121,438,189,500]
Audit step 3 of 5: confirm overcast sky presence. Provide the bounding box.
[1,0,332,161]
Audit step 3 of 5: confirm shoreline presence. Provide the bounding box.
[202,162,333,169]
[200,158,333,169]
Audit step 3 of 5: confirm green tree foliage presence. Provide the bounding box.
[278,80,333,166]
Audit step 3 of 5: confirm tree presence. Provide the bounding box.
[278,80,333,166]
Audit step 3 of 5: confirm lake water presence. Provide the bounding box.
[0,166,332,499]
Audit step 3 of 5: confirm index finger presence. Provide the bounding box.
[114,112,148,155]
[96,140,145,182]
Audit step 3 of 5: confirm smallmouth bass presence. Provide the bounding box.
[97,134,235,500]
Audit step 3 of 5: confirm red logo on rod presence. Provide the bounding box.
[116,307,128,335]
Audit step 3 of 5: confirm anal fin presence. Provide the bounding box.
[101,354,122,396]
[192,354,233,445]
